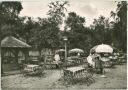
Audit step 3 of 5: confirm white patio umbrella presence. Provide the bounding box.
[90,45,98,54]
[95,44,113,53]
[69,48,84,53]
[56,49,65,53]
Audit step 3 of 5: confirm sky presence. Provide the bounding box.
[19,0,117,26]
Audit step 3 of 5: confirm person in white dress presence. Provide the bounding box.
[54,53,60,68]
[87,54,95,68]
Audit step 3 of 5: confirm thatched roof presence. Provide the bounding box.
[1,36,31,48]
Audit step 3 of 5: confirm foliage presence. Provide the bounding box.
[16,16,40,44]
[110,1,127,52]
[91,16,112,45]
[29,1,69,49]
[47,1,69,25]
[0,1,126,54]
[31,18,60,49]
[64,12,94,53]
[0,1,23,41]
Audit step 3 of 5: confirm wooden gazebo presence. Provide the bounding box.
[1,36,31,72]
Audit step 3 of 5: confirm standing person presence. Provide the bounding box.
[87,53,95,69]
[94,54,103,74]
[54,52,60,68]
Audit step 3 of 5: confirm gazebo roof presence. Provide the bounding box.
[1,36,31,48]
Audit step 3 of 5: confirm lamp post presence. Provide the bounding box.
[63,36,68,68]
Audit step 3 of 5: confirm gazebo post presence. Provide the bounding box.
[24,49,29,64]
[9,49,19,64]
[14,49,19,64]
[1,48,4,74]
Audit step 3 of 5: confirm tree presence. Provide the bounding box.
[110,1,127,52]
[47,1,69,25]
[30,1,69,50]
[32,18,60,49]
[16,16,40,44]
[91,16,112,45]
[64,12,94,53]
[65,12,85,33]
[0,1,23,41]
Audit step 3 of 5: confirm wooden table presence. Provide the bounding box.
[63,66,87,83]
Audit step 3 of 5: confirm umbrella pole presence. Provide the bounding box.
[64,41,67,69]
[65,42,67,68]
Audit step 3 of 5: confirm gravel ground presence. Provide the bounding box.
[2,69,62,89]
[51,63,127,89]
[71,63,127,89]
[1,63,127,90]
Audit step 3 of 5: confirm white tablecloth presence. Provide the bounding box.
[65,66,85,73]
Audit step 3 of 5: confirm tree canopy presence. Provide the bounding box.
[0,1,23,41]
[0,1,127,53]
[110,1,127,52]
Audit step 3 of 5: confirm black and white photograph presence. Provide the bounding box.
[0,0,127,89]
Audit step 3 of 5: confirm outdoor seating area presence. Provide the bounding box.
[1,36,127,88]
[1,38,127,78]
[1,1,127,89]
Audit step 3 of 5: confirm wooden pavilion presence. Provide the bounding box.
[1,36,31,72]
